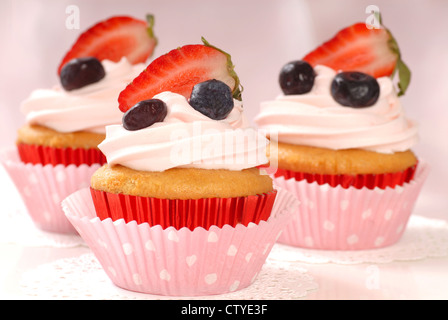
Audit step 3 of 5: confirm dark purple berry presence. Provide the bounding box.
[60,57,106,91]
[189,79,234,120]
[331,72,380,108]
[123,99,168,131]
[279,60,316,95]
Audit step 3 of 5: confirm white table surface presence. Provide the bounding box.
[1,165,447,300]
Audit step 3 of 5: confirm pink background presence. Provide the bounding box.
[1,0,446,221]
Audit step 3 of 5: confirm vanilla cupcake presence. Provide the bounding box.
[91,91,276,229]
[2,15,157,233]
[17,15,157,166]
[64,40,298,295]
[255,22,428,250]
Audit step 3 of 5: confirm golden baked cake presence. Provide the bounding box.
[91,165,272,200]
[270,142,417,176]
[17,124,104,150]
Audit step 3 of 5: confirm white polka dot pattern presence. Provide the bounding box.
[275,162,430,250]
[1,149,101,234]
[63,187,299,296]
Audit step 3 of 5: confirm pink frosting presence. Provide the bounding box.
[20,58,145,134]
[98,92,269,172]
[254,65,418,154]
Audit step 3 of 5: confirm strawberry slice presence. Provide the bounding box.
[118,37,242,112]
[57,15,157,74]
[303,22,410,95]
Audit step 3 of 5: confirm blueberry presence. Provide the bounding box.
[123,99,168,131]
[189,79,234,120]
[279,60,316,95]
[331,72,380,108]
[60,57,106,91]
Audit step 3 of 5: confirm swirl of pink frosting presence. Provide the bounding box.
[20,57,145,134]
[254,65,418,154]
[98,91,269,172]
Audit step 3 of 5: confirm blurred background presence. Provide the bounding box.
[0,0,447,220]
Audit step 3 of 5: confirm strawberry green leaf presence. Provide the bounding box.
[385,25,411,96]
[396,59,411,96]
[146,14,157,42]
[201,37,243,101]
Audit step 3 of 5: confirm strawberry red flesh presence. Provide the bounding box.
[118,40,241,113]
[302,22,398,78]
[58,15,157,74]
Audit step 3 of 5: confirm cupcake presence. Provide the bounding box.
[255,22,429,250]
[2,15,157,233]
[17,15,157,166]
[63,39,299,296]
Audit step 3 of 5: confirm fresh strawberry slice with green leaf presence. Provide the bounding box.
[118,37,242,112]
[302,21,410,96]
[57,15,157,74]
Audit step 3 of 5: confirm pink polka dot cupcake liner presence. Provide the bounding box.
[0,148,101,234]
[273,161,429,250]
[62,187,299,296]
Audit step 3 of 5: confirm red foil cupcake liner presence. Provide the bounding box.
[271,163,418,190]
[17,143,107,167]
[90,188,278,230]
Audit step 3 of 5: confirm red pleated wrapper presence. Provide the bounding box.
[90,188,278,230]
[17,143,107,167]
[270,163,418,190]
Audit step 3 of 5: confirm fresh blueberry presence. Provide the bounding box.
[331,72,380,108]
[60,57,106,91]
[123,99,168,131]
[189,79,234,120]
[279,60,316,95]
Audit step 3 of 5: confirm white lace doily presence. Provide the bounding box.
[19,252,318,300]
[269,215,448,264]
